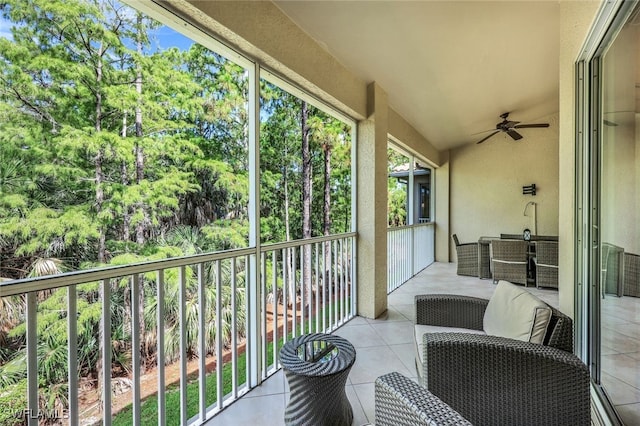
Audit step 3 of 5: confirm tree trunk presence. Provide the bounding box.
[284,149,295,307]
[95,41,107,411]
[95,42,106,264]
[301,101,313,306]
[121,112,131,241]
[134,12,147,246]
[323,144,332,292]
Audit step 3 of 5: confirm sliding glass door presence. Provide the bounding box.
[578,2,640,424]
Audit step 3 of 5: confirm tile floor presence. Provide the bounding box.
[601,292,640,424]
[207,262,564,425]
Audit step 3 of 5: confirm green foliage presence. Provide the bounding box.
[0,379,27,426]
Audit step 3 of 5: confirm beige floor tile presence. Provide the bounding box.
[388,342,418,377]
[615,402,640,426]
[369,321,413,345]
[352,382,375,424]
[348,345,412,385]
[205,393,285,426]
[332,323,381,348]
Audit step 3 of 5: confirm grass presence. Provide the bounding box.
[112,299,351,425]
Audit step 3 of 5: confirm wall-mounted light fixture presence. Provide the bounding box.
[522,184,536,196]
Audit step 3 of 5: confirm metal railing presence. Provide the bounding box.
[0,232,356,426]
[387,222,435,293]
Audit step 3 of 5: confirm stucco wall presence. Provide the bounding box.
[449,112,559,256]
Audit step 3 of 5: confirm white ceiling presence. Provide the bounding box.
[274,1,560,151]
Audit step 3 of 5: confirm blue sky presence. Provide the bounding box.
[148,25,194,52]
[0,13,194,53]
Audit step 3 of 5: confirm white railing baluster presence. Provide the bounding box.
[157,269,166,426]
[231,257,238,399]
[322,242,327,332]
[340,238,344,325]
[325,241,336,330]
[67,285,78,426]
[315,242,319,333]
[179,266,187,425]
[335,240,339,328]
[292,246,297,337]
[351,236,356,316]
[260,252,267,380]
[102,279,112,426]
[282,248,287,345]
[299,245,305,335]
[272,250,278,369]
[26,292,37,426]
[198,263,206,422]
[245,254,251,390]
[215,260,223,410]
[131,274,141,425]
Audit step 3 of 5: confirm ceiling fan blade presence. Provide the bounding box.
[476,131,500,144]
[471,128,497,136]
[506,130,523,140]
[513,123,549,129]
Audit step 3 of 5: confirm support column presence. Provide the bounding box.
[357,82,388,319]
[435,151,451,262]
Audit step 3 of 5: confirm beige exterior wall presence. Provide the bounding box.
[558,0,601,317]
[449,112,560,248]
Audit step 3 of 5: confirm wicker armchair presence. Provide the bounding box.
[624,252,640,297]
[377,294,590,426]
[376,372,472,426]
[534,241,558,289]
[490,239,528,285]
[376,348,590,426]
[452,234,478,277]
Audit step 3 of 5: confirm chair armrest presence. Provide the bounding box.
[415,295,487,330]
[375,372,472,426]
[423,333,590,426]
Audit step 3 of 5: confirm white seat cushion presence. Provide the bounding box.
[414,324,486,378]
[483,280,552,344]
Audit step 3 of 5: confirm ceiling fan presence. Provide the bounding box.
[475,112,550,144]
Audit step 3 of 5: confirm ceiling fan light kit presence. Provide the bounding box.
[476,112,550,144]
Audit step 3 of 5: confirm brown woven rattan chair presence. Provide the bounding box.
[375,294,590,426]
[490,239,528,285]
[534,241,558,289]
[452,234,478,277]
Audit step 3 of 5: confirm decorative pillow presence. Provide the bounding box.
[483,280,552,344]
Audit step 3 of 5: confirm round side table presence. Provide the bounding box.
[280,333,356,426]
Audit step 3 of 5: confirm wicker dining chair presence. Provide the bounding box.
[534,241,558,289]
[490,239,528,285]
[452,234,478,277]
[602,243,624,297]
[624,252,640,297]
